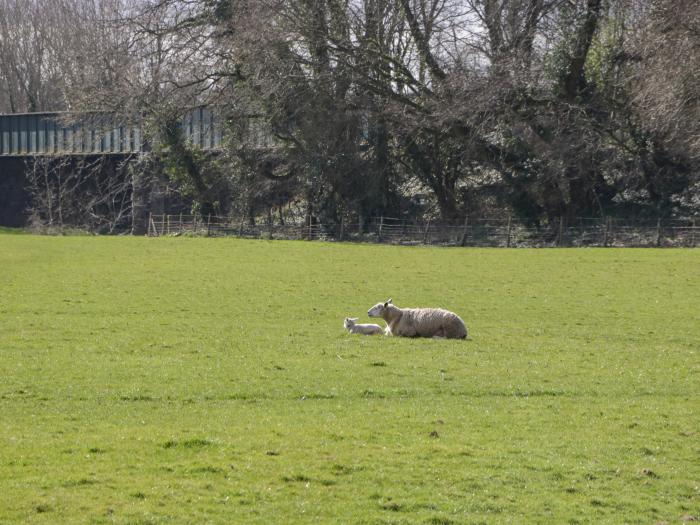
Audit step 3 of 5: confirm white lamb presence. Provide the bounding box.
[343,317,384,336]
[367,298,467,339]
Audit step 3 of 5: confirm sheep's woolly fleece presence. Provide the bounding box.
[368,299,467,339]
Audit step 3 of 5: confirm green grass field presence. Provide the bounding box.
[0,235,698,524]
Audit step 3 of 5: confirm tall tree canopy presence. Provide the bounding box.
[1,0,698,223]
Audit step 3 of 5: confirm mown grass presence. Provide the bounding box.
[0,235,698,524]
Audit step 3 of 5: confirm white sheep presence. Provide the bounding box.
[367,298,467,339]
[343,317,384,336]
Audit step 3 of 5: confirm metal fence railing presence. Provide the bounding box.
[147,214,699,248]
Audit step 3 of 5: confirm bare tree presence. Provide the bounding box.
[25,154,138,233]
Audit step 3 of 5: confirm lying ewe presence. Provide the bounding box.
[343,317,384,336]
[368,298,467,339]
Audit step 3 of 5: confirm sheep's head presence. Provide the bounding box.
[344,317,358,329]
[367,298,392,318]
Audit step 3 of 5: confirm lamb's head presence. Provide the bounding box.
[367,298,392,318]
[343,317,358,329]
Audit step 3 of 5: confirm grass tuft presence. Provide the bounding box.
[281,474,312,483]
[425,517,455,525]
[380,501,406,512]
[162,438,214,449]
[62,478,98,487]
[190,465,225,475]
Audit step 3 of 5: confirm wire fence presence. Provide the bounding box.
[147,214,699,248]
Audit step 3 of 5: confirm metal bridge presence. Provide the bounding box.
[0,107,260,156]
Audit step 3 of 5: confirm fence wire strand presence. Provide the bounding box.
[147,215,699,248]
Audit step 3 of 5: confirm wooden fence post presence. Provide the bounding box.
[179,212,183,233]
[166,214,170,235]
[460,216,469,247]
[603,216,609,247]
[506,216,512,247]
[238,216,245,237]
[378,216,384,241]
[308,215,313,240]
[147,212,152,236]
[557,216,564,247]
[423,218,431,244]
[206,213,211,236]
[656,218,662,247]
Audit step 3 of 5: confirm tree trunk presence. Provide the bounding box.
[561,0,602,100]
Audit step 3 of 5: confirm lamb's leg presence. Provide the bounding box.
[431,326,446,339]
[432,330,446,340]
